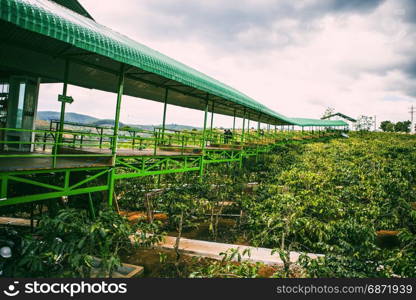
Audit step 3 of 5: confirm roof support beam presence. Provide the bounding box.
[111,64,125,156]
[161,88,169,142]
[108,63,125,207]
[257,114,261,136]
[201,94,209,150]
[210,101,215,132]
[241,109,246,143]
[53,59,70,168]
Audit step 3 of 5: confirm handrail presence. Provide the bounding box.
[0,126,341,165]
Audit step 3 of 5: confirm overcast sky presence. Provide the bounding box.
[38,0,416,127]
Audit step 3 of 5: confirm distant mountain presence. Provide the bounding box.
[36,111,200,131]
[37,111,100,124]
[93,119,125,127]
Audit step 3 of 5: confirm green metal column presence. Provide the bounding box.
[57,60,70,139]
[1,176,7,200]
[256,115,261,161]
[208,100,215,144]
[111,64,125,156]
[53,59,70,167]
[108,64,125,207]
[201,96,209,150]
[257,115,261,140]
[241,110,246,143]
[210,101,215,131]
[161,88,169,143]
[199,95,209,179]
[232,109,236,133]
[239,109,246,168]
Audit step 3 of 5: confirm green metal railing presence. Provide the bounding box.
[0,126,340,162]
[0,124,342,208]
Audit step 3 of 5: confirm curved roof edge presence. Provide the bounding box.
[289,118,348,127]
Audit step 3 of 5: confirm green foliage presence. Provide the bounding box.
[240,133,416,277]
[189,249,262,278]
[380,120,395,132]
[12,208,162,277]
[380,120,412,133]
[115,176,156,211]
[394,121,411,133]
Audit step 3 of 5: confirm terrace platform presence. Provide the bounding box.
[0,152,112,172]
[0,142,244,172]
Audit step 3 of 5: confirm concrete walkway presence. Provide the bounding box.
[0,216,322,266]
[158,236,321,265]
[0,217,32,226]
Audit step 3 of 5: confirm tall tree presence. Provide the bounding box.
[394,121,411,133]
[380,120,395,132]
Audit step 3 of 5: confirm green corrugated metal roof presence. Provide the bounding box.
[289,118,347,127]
[0,0,347,127]
[51,0,94,20]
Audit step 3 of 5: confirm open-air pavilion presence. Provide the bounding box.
[0,0,347,208]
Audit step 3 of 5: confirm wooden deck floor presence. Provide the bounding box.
[0,147,202,172]
[0,144,242,172]
[0,154,112,172]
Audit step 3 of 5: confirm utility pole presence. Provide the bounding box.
[410,105,415,134]
[374,115,377,132]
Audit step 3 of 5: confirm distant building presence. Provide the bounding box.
[321,113,357,130]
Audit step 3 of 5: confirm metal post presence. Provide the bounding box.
[207,100,214,145]
[108,64,125,207]
[232,109,236,133]
[201,95,209,150]
[257,116,261,145]
[99,128,104,149]
[53,60,70,168]
[161,88,169,143]
[241,110,246,143]
[210,101,215,131]
[239,109,246,168]
[199,95,209,180]
[111,64,125,156]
